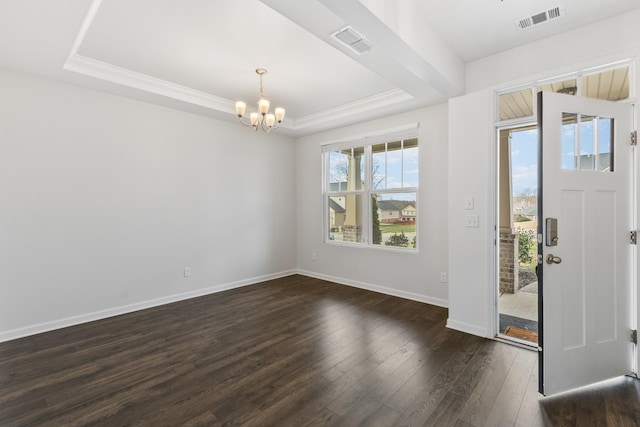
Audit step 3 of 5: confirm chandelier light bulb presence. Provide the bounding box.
[275,107,285,122]
[249,112,260,126]
[265,113,276,128]
[258,98,270,115]
[235,101,246,117]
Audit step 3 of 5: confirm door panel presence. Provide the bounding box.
[539,91,633,396]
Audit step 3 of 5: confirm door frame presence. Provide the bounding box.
[494,122,540,348]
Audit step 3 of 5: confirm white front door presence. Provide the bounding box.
[538,91,635,396]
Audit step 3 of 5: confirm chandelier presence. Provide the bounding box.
[235,68,285,133]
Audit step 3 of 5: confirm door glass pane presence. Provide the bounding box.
[598,117,614,171]
[579,115,596,171]
[562,113,578,170]
[561,113,614,173]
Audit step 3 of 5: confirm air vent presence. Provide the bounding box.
[515,5,565,30]
[332,26,373,54]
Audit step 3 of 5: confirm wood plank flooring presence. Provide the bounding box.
[1,274,639,426]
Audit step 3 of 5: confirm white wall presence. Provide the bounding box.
[0,69,297,342]
[448,9,640,339]
[447,89,494,337]
[296,104,449,307]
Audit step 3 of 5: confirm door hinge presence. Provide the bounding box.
[632,130,637,146]
[632,330,637,345]
[631,230,637,245]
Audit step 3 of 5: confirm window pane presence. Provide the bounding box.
[386,141,402,188]
[598,117,614,171]
[328,151,347,191]
[537,78,577,96]
[327,195,363,243]
[372,139,419,189]
[499,88,534,121]
[583,67,629,101]
[562,113,578,170]
[328,147,364,192]
[372,193,416,249]
[403,138,419,187]
[372,143,386,189]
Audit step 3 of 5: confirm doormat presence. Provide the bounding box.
[499,313,538,333]
[504,325,538,343]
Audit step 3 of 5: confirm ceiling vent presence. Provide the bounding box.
[515,5,565,30]
[332,26,373,54]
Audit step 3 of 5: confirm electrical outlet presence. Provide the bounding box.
[465,215,479,228]
[440,272,447,283]
[311,253,317,261]
[183,267,191,278]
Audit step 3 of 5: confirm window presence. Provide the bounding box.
[323,130,418,250]
[561,113,614,172]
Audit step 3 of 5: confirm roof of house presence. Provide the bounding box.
[329,198,345,212]
[377,200,414,211]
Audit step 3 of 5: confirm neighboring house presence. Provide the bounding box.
[328,197,346,229]
[579,152,611,171]
[377,200,416,223]
[401,203,417,222]
[519,205,537,222]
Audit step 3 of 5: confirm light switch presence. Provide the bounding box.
[464,197,474,210]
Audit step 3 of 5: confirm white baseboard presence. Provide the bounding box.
[446,318,489,338]
[296,269,448,308]
[0,269,296,343]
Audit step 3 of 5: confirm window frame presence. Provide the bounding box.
[322,128,419,251]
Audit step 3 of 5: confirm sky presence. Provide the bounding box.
[510,129,538,196]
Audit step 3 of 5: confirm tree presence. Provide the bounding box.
[515,188,537,210]
[385,232,409,247]
[372,195,382,244]
[518,229,536,266]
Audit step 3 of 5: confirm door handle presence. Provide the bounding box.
[546,254,562,264]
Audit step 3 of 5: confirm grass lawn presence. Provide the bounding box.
[379,224,416,233]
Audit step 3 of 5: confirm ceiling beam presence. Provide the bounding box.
[261,0,464,102]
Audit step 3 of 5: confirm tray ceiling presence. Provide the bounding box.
[1,0,639,136]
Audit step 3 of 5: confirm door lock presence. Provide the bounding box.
[546,254,562,264]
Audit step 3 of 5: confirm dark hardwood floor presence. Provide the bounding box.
[1,275,639,426]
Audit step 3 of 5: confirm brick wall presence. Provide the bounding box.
[499,232,519,293]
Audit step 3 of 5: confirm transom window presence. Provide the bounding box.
[323,130,418,250]
[497,64,631,122]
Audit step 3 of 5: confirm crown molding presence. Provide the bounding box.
[294,88,413,128]
[64,53,236,113]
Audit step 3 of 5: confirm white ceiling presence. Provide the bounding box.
[1,0,639,137]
